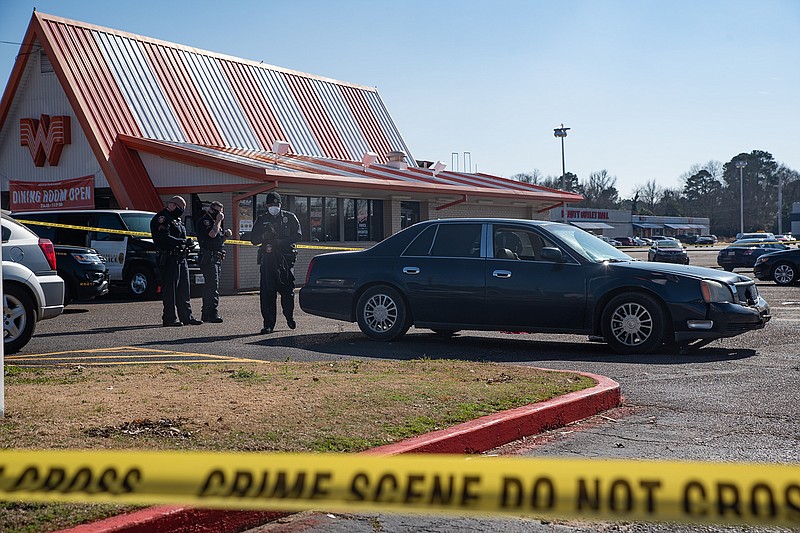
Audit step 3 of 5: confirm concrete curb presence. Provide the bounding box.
[56,369,620,533]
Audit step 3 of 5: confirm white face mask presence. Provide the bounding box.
[267,206,281,216]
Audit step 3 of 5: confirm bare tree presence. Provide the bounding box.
[511,169,542,184]
[632,180,661,214]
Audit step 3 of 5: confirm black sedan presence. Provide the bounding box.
[54,245,110,304]
[716,239,788,272]
[754,247,800,285]
[299,219,770,354]
[647,239,689,264]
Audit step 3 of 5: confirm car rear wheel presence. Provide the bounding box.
[356,285,410,341]
[772,262,797,286]
[601,293,665,355]
[3,284,37,354]
[126,266,156,299]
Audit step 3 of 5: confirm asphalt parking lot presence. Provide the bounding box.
[7,245,799,532]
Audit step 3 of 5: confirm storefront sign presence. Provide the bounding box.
[19,114,71,167]
[9,176,95,211]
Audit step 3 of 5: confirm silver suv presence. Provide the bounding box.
[2,212,65,353]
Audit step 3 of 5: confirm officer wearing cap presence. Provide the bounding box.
[250,192,301,334]
[150,195,202,327]
[196,200,233,323]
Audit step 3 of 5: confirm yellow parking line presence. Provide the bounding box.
[6,346,267,366]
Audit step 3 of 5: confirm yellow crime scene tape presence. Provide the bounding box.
[1,450,798,527]
[14,219,363,251]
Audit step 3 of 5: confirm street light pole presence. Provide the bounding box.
[778,171,783,235]
[736,160,747,235]
[553,124,570,191]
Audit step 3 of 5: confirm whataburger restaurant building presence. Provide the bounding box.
[0,11,581,292]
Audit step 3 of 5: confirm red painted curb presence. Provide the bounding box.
[362,370,620,456]
[55,369,619,532]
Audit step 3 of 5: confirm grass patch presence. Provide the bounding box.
[1,359,594,532]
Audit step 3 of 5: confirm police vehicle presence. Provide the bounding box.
[13,209,203,299]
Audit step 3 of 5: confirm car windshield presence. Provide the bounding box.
[658,240,682,249]
[119,212,154,235]
[546,223,632,263]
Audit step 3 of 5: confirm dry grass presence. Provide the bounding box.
[0,359,594,532]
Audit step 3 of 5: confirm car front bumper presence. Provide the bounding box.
[673,297,770,342]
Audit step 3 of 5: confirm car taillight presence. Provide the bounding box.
[305,257,315,285]
[38,238,57,270]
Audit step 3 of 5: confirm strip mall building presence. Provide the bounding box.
[0,12,585,292]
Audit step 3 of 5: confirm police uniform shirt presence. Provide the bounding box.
[196,212,225,252]
[150,208,187,251]
[251,210,302,252]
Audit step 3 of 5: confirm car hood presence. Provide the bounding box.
[611,260,752,283]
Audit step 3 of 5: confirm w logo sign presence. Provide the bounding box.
[20,114,71,167]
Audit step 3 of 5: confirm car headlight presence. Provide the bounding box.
[754,256,769,265]
[71,253,103,264]
[700,280,733,303]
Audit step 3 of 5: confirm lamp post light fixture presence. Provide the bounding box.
[553,124,570,191]
[735,160,747,235]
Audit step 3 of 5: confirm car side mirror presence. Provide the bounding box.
[540,247,564,262]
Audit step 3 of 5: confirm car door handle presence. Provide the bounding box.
[493,269,512,278]
[402,266,420,275]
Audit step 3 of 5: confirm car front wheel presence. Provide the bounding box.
[356,285,410,341]
[601,293,665,355]
[3,284,37,354]
[772,262,797,286]
[126,266,156,299]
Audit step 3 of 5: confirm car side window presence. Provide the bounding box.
[402,225,437,256]
[493,227,557,261]
[430,224,483,258]
[2,225,10,243]
[91,214,125,242]
[53,214,90,246]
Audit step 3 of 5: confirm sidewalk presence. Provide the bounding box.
[58,370,620,533]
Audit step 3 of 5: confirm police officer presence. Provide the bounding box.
[150,196,202,327]
[250,192,301,334]
[196,200,233,323]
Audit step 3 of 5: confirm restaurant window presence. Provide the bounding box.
[400,201,420,229]
[266,195,383,243]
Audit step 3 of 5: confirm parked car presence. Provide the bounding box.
[2,212,65,353]
[674,234,696,244]
[299,219,770,354]
[635,237,652,246]
[648,239,689,264]
[650,235,678,243]
[716,239,788,271]
[614,237,638,246]
[694,235,717,245]
[54,244,110,304]
[598,235,621,247]
[735,232,775,241]
[754,248,800,285]
[774,234,793,243]
[13,209,203,299]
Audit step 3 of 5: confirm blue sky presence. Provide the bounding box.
[1,0,798,198]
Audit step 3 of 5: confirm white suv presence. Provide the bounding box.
[2,213,65,353]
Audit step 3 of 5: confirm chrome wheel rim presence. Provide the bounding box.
[610,302,653,347]
[363,293,398,333]
[774,265,794,284]
[3,294,28,342]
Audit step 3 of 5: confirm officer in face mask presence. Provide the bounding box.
[150,195,201,327]
[250,192,302,334]
[196,200,233,323]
